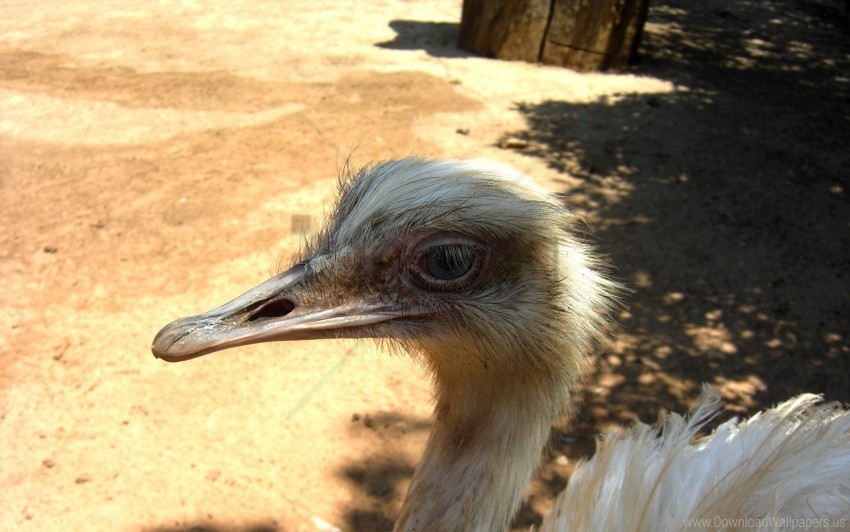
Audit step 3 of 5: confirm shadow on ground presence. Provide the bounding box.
[511,0,850,525]
[346,0,850,529]
[340,412,429,531]
[145,524,279,532]
[376,20,471,59]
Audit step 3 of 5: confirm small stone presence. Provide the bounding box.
[456,128,470,136]
[43,246,58,254]
[42,459,55,469]
[498,137,529,149]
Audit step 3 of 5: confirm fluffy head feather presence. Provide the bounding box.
[293,158,617,414]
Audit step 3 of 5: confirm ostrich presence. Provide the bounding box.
[152,158,850,531]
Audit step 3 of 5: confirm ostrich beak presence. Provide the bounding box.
[151,263,402,362]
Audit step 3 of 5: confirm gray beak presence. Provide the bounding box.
[151,263,404,362]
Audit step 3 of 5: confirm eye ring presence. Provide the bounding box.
[405,232,486,291]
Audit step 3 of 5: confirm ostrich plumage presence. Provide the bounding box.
[152,158,850,531]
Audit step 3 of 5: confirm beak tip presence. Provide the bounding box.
[151,340,175,362]
[151,320,193,362]
[150,342,193,363]
[151,264,309,363]
[151,343,169,361]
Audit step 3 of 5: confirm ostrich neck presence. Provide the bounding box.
[394,371,563,532]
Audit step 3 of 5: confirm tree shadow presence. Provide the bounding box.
[376,20,474,59]
[338,411,431,532]
[502,0,850,525]
[145,523,279,532]
[350,1,850,529]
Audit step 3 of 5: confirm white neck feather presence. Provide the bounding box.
[394,377,562,532]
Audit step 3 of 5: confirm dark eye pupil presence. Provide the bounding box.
[425,248,474,281]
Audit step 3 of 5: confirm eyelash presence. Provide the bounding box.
[404,233,485,291]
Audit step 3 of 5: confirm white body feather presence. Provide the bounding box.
[543,387,850,531]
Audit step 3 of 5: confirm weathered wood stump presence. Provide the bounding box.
[459,0,650,71]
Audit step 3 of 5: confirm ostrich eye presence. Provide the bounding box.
[423,247,474,280]
[407,233,485,290]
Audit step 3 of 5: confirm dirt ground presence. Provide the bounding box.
[2,1,848,530]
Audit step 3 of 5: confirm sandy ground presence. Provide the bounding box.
[2,1,848,530]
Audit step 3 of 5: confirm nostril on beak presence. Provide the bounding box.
[245,298,297,322]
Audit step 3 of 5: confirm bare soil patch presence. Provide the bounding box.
[2,1,848,530]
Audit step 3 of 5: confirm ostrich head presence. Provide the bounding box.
[152,158,616,530]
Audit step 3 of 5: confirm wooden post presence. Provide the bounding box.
[458,0,552,62]
[458,0,649,71]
